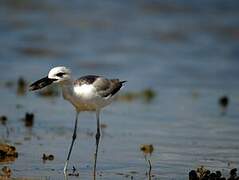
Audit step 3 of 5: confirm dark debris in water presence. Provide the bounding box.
[0,166,12,178]
[68,172,79,177]
[229,168,239,180]
[18,47,62,58]
[115,172,134,179]
[140,144,154,156]
[0,116,8,125]
[116,170,154,180]
[21,113,34,127]
[189,166,239,180]
[17,77,27,95]
[37,84,59,97]
[219,95,230,116]
[219,96,229,108]
[100,123,107,129]
[42,153,54,161]
[119,88,156,103]
[0,143,18,163]
[3,77,28,96]
[142,89,156,102]
[68,166,79,176]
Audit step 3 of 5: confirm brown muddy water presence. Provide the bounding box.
[1,0,239,179]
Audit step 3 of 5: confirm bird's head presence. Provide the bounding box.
[29,66,71,91]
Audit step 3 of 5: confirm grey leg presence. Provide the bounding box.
[64,111,79,174]
[93,110,101,180]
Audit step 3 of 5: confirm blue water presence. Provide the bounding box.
[1,0,239,179]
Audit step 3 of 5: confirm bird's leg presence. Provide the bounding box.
[93,110,101,180]
[64,111,79,175]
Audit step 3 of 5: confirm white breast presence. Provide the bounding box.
[74,84,97,100]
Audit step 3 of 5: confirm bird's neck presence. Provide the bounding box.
[60,79,74,96]
[60,78,73,89]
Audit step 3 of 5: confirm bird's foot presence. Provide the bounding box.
[63,169,67,175]
[63,161,69,175]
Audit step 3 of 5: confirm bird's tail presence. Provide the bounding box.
[120,80,127,84]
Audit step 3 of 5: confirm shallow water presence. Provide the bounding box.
[1,0,239,179]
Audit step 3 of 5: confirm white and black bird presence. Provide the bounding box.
[29,66,126,178]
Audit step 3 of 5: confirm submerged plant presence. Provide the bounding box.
[140,144,154,180]
[119,88,157,103]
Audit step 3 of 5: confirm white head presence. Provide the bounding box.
[29,66,72,91]
[48,66,71,83]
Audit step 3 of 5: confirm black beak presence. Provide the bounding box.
[29,76,56,91]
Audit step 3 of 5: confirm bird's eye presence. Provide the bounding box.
[56,72,66,77]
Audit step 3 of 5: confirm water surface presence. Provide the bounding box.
[1,0,239,179]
